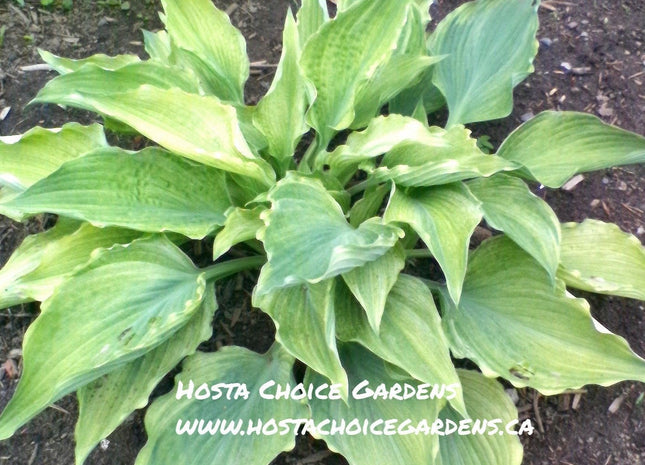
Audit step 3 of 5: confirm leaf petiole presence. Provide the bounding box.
[202,255,265,282]
[346,178,385,196]
[405,249,434,259]
[418,277,446,292]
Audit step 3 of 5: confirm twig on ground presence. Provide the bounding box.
[533,392,545,434]
[26,444,38,465]
[20,64,51,72]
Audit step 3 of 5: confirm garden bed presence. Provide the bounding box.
[0,0,644,464]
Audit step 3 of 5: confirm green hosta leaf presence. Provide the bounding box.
[310,170,352,212]
[135,344,308,465]
[301,0,410,143]
[33,61,200,98]
[335,0,360,11]
[411,99,430,125]
[142,29,172,63]
[0,123,106,192]
[351,54,441,129]
[497,111,645,188]
[0,221,140,308]
[236,105,269,154]
[75,286,217,465]
[428,0,539,126]
[467,174,560,278]
[337,0,431,13]
[30,59,198,139]
[160,0,248,103]
[389,4,442,117]
[324,114,440,185]
[256,174,403,295]
[2,147,231,239]
[442,236,645,394]
[0,220,77,308]
[411,0,433,27]
[389,67,445,117]
[34,83,275,186]
[348,184,389,227]
[385,183,483,304]
[323,116,515,187]
[335,275,466,417]
[253,11,308,167]
[39,49,140,74]
[255,169,350,212]
[166,48,228,99]
[306,343,442,465]
[437,370,523,465]
[0,236,206,440]
[558,220,645,300]
[341,244,405,333]
[212,206,265,260]
[253,279,348,397]
[397,1,433,53]
[296,0,329,46]
[373,125,517,187]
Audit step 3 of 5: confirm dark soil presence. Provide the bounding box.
[0,0,644,464]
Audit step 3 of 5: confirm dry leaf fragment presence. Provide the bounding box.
[608,394,626,414]
[562,174,585,191]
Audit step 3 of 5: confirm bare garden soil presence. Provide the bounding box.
[0,0,644,464]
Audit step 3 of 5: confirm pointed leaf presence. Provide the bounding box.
[323,114,439,185]
[437,370,523,465]
[373,125,517,187]
[498,111,645,188]
[142,29,172,63]
[236,104,269,153]
[348,184,389,227]
[341,244,405,332]
[322,117,516,187]
[0,123,107,192]
[0,221,140,308]
[442,236,645,394]
[74,286,217,465]
[335,0,360,11]
[256,174,402,295]
[395,1,432,56]
[0,236,206,440]
[254,11,308,165]
[411,99,430,124]
[34,84,275,186]
[135,344,308,465]
[2,147,232,239]
[335,275,466,416]
[39,49,140,74]
[253,279,348,396]
[33,61,200,98]
[212,206,265,260]
[301,0,410,143]
[306,343,442,465]
[160,0,248,102]
[390,68,445,117]
[386,3,445,116]
[467,174,560,278]
[385,183,483,304]
[0,219,76,308]
[296,0,329,46]
[428,0,538,126]
[351,54,441,129]
[558,220,645,300]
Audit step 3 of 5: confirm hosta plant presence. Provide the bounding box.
[1,0,645,464]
